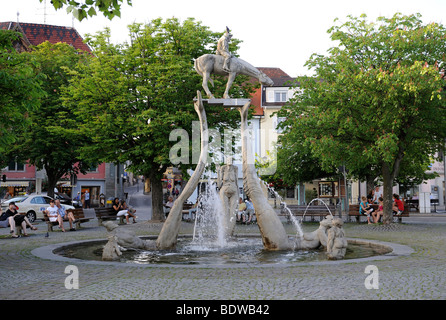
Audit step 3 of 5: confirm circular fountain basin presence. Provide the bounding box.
[32,235,414,268]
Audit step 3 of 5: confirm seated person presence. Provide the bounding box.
[112,198,132,223]
[392,193,404,216]
[45,199,66,232]
[163,196,174,219]
[244,199,255,224]
[55,199,76,231]
[0,204,19,238]
[188,199,200,222]
[359,196,373,224]
[237,197,246,222]
[121,200,137,224]
[372,197,383,223]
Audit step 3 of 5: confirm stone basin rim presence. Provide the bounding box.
[31,235,414,269]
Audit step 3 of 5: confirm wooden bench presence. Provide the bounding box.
[94,207,125,225]
[279,204,337,222]
[67,208,96,229]
[42,208,94,232]
[348,204,409,223]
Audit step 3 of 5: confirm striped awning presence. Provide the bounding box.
[0,181,29,187]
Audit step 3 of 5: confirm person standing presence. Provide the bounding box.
[84,190,90,208]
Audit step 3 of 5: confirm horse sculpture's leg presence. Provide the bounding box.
[202,72,215,99]
[223,72,237,99]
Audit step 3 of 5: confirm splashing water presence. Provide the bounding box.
[192,174,227,249]
[260,180,304,240]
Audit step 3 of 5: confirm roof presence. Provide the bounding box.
[258,67,296,87]
[250,67,296,116]
[0,21,91,52]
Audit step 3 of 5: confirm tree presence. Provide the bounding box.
[13,42,92,198]
[63,18,255,220]
[42,0,132,21]
[0,30,44,168]
[278,13,446,224]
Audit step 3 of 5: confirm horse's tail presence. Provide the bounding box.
[194,55,214,87]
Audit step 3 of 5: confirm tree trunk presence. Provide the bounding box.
[45,167,59,199]
[150,171,164,221]
[382,163,394,225]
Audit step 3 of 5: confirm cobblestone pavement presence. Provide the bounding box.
[1,214,445,300]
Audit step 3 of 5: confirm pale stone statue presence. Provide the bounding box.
[216,26,233,72]
[102,234,122,261]
[296,215,333,250]
[326,218,348,260]
[217,156,239,237]
[194,27,274,99]
[156,91,209,250]
[103,221,156,250]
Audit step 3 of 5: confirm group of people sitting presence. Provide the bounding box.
[360,190,405,224]
[112,198,137,224]
[179,196,256,224]
[237,197,256,224]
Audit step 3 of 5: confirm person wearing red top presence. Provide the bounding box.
[392,194,404,215]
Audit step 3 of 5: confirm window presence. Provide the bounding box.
[318,181,339,198]
[6,161,25,171]
[274,91,287,102]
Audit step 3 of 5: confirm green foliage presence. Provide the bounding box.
[12,42,92,196]
[0,30,45,167]
[278,13,446,222]
[42,0,132,21]
[64,18,254,178]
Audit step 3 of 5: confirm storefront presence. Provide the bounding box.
[0,181,31,197]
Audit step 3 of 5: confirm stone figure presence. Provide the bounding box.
[217,157,239,237]
[326,218,348,260]
[156,91,209,250]
[297,215,333,250]
[102,221,156,250]
[216,26,233,72]
[102,234,122,261]
[194,27,274,99]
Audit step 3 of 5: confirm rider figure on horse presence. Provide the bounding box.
[216,27,233,72]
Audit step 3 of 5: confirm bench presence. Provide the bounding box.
[67,208,96,229]
[94,207,125,225]
[406,199,439,212]
[348,204,409,223]
[43,208,95,232]
[181,203,194,221]
[0,216,33,236]
[279,204,337,222]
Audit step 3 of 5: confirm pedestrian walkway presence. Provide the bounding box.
[0,203,445,300]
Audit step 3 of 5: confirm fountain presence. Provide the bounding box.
[48,28,363,264]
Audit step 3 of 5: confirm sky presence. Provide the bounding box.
[1,0,446,77]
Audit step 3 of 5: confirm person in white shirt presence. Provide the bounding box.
[44,199,65,232]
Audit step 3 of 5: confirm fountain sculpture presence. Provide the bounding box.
[107,27,347,259]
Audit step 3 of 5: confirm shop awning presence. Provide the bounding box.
[1,181,29,187]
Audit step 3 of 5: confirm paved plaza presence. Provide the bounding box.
[1,187,445,301]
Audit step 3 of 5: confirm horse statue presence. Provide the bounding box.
[194,54,274,99]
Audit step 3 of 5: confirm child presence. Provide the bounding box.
[359,196,373,224]
[372,197,383,223]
